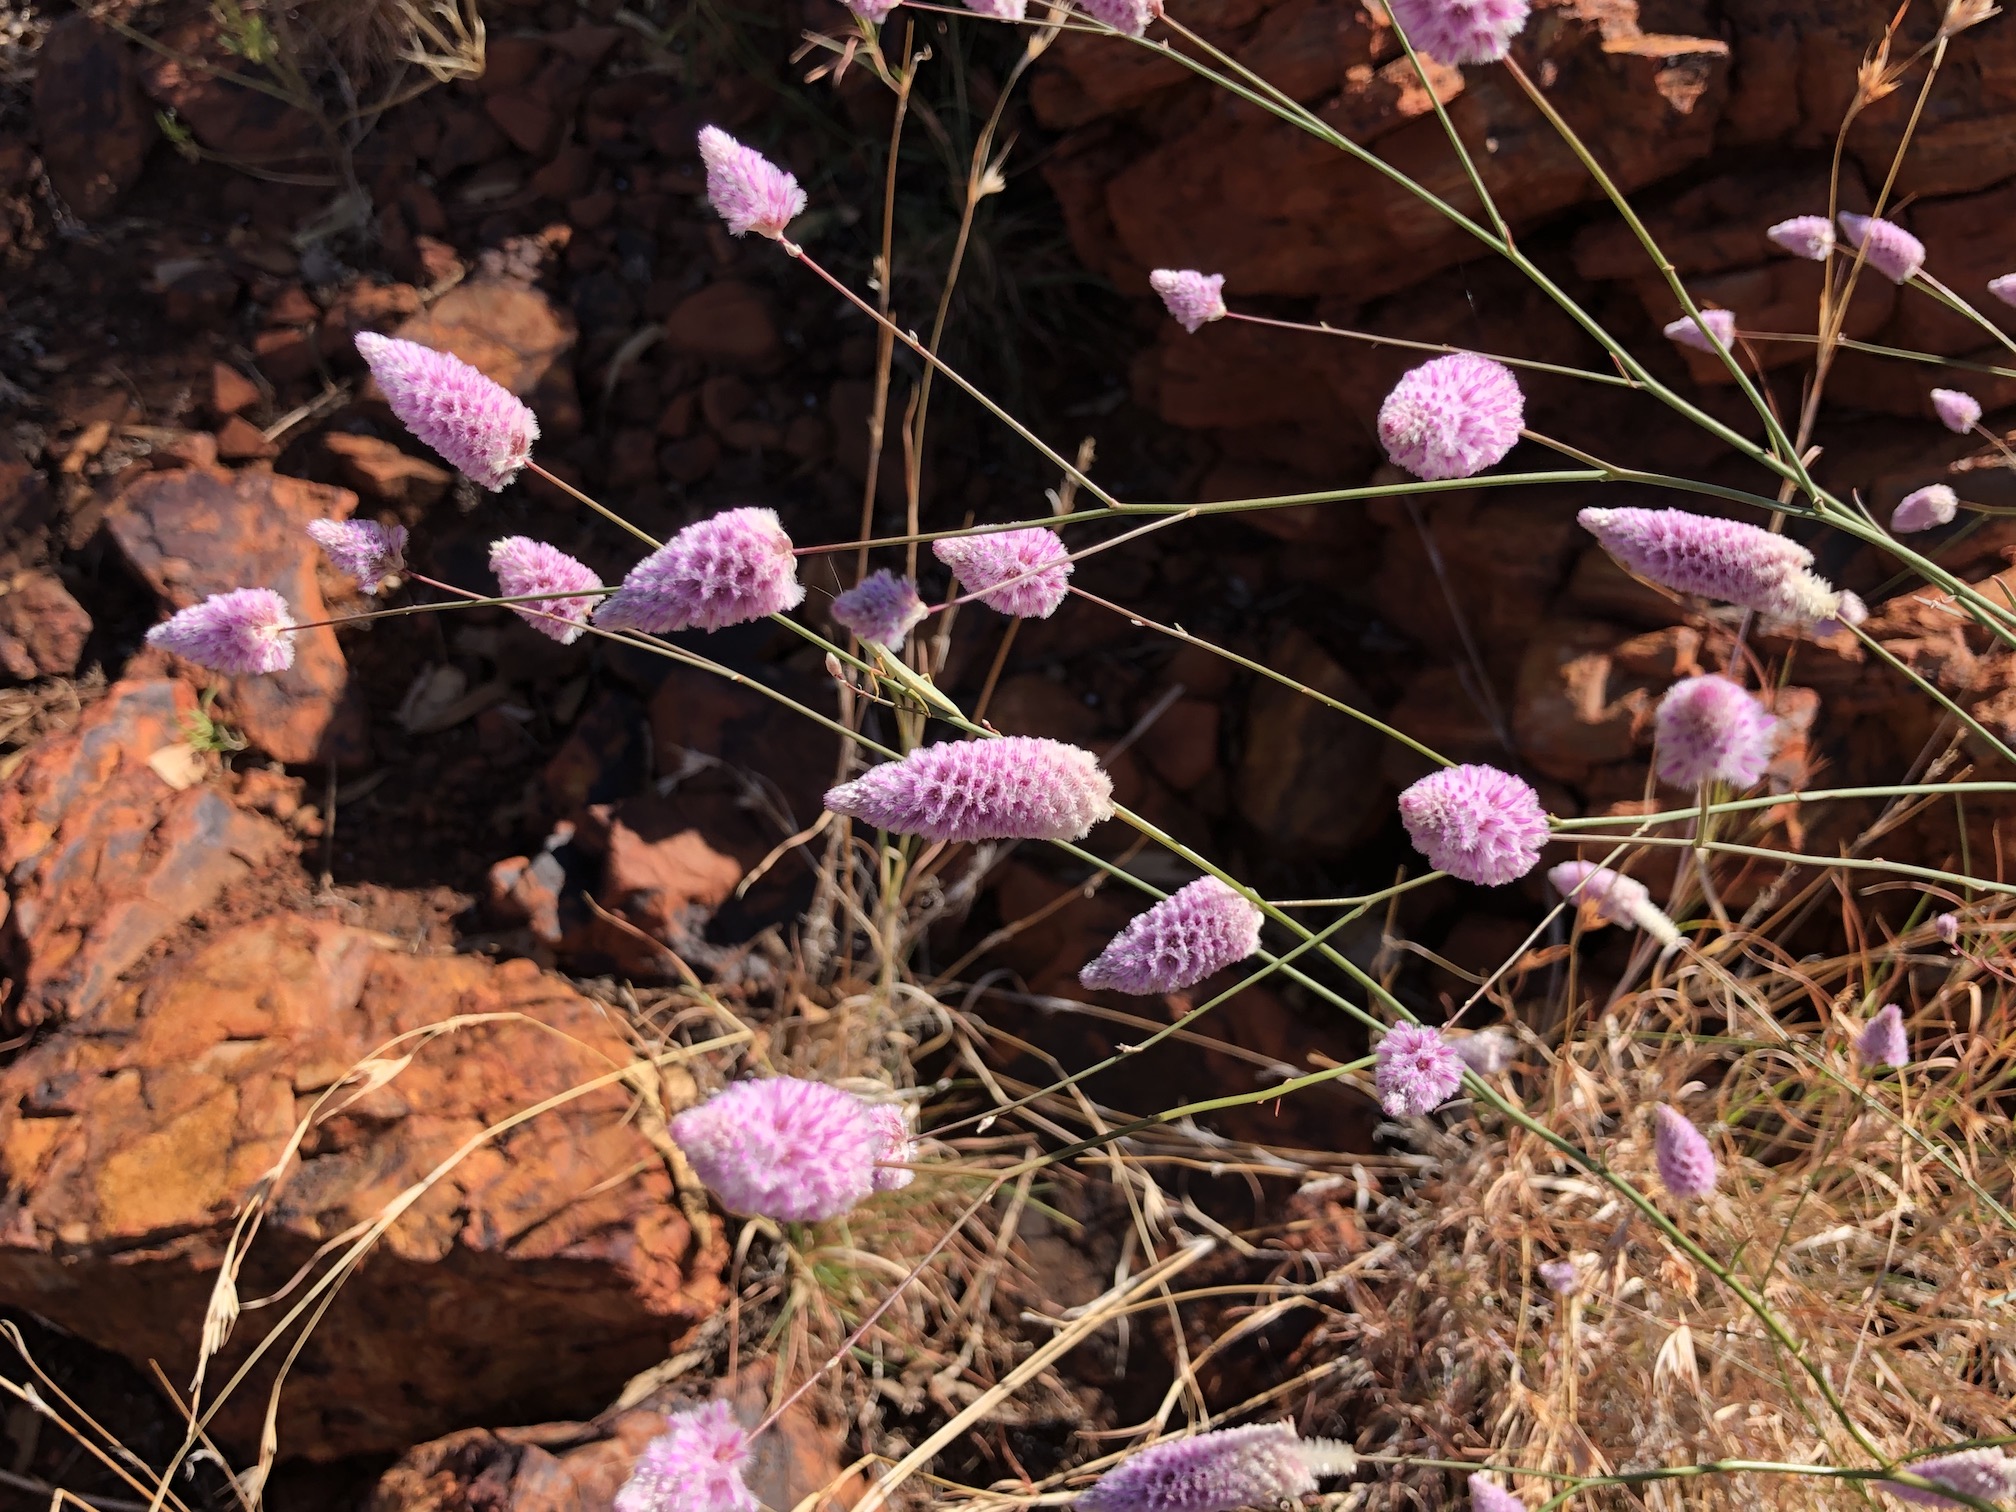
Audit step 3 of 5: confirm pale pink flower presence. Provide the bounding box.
[1886,1449,2016,1508]
[1077,1425,1355,1512]
[1653,675,1776,789]
[671,1077,880,1221]
[306,518,406,594]
[1377,353,1525,481]
[1454,1027,1516,1074]
[824,736,1113,842]
[697,126,807,240]
[1766,215,1835,261]
[355,333,539,491]
[615,1401,757,1512]
[1893,484,1959,535]
[1839,212,1925,283]
[1989,273,2016,307]
[1375,1023,1465,1118]
[1080,877,1264,995]
[1471,1475,1526,1512]
[145,588,295,675]
[1386,0,1530,64]
[842,0,903,20]
[867,1103,916,1192]
[1536,1260,1580,1297]
[1855,1003,1909,1069]
[596,507,805,634]
[1652,1104,1717,1199]
[962,0,1028,15]
[1081,0,1161,33]
[1578,506,1862,627]
[831,569,927,649]
[1149,269,1226,333]
[1397,763,1549,885]
[933,527,1072,618]
[1663,310,1737,353]
[488,536,602,645]
[1933,387,1982,434]
[1935,911,1961,946]
[1549,860,1680,948]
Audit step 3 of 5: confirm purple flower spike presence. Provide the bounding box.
[1081,0,1162,34]
[614,1401,758,1512]
[145,588,296,675]
[306,518,406,594]
[1578,506,1856,626]
[1077,1424,1354,1512]
[1855,1003,1909,1069]
[961,0,1028,16]
[697,126,806,240]
[1397,763,1549,885]
[1149,269,1227,333]
[671,1077,879,1221]
[1652,1104,1718,1199]
[1377,353,1525,481]
[1375,1023,1465,1118]
[596,508,805,634]
[1469,1473,1526,1512]
[1080,877,1264,996]
[1990,273,2016,307]
[832,569,928,649]
[1766,215,1835,261]
[824,736,1114,842]
[1888,1450,2016,1508]
[1893,484,1960,535]
[842,0,903,21]
[1653,675,1776,790]
[489,536,602,645]
[1386,0,1530,64]
[933,527,1073,618]
[355,333,540,492]
[1936,911,1961,946]
[1933,387,1982,434]
[867,1103,916,1192]
[1549,861,1680,948]
[1663,310,1737,353]
[1839,212,1925,283]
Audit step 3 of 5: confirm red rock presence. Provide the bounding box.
[663,282,781,369]
[318,281,424,357]
[1511,620,1654,783]
[701,374,755,432]
[212,414,276,460]
[529,144,597,201]
[476,35,547,94]
[135,21,317,163]
[389,280,576,398]
[575,795,750,975]
[608,427,660,488]
[486,89,558,155]
[321,432,453,509]
[1233,628,1386,855]
[33,17,154,218]
[210,361,262,416]
[252,326,317,385]
[487,852,566,944]
[1138,698,1220,791]
[162,265,242,328]
[264,284,320,326]
[659,434,720,486]
[0,571,91,681]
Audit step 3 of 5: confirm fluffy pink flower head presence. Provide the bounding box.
[962,0,1028,15]
[1652,1104,1718,1200]
[1375,1023,1465,1118]
[1536,1259,1580,1296]
[1549,860,1680,948]
[671,1077,879,1221]
[1933,387,1982,434]
[1454,1027,1516,1075]
[697,126,805,240]
[831,569,927,649]
[1469,1473,1526,1512]
[1081,0,1162,33]
[1838,212,1925,283]
[145,588,295,675]
[1577,506,1860,627]
[489,536,602,645]
[1893,484,1959,535]
[867,1103,916,1192]
[1397,763,1548,885]
[1936,911,1961,946]
[933,527,1072,618]
[614,1401,757,1512]
[1149,269,1226,333]
[1766,214,1835,261]
[824,736,1114,842]
[1888,1450,2016,1508]
[1079,877,1264,995]
[1386,0,1530,64]
[1663,309,1737,353]
[1377,353,1524,481]
[842,0,903,21]
[355,332,539,491]
[1856,1002,1909,1069]
[1990,273,2016,307]
[596,508,805,634]
[1076,1424,1354,1512]
[306,518,406,594]
[1653,675,1776,789]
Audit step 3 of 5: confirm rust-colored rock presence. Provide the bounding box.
[1511,619,1657,784]
[0,571,91,681]
[34,17,154,218]
[209,361,262,417]
[1233,628,1386,855]
[389,280,576,397]
[135,20,318,164]
[663,283,782,369]
[322,431,454,509]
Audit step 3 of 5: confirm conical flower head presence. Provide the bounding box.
[1397,763,1548,885]
[670,1077,879,1221]
[1080,877,1264,995]
[306,518,406,594]
[355,332,539,491]
[933,527,1072,619]
[1766,215,1835,261]
[1149,269,1226,333]
[1652,1103,1717,1199]
[1888,1449,2016,1507]
[824,736,1114,843]
[831,569,927,649]
[1893,484,1959,535]
[1081,0,1162,34]
[1549,861,1680,948]
[1653,675,1776,789]
[1990,273,2016,308]
[1076,1424,1347,1512]
[1932,387,1981,434]
[1377,353,1524,481]
[1385,0,1530,64]
[867,1103,916,1192]
[1839,212,1925,283]
[697,126,806,239]
[1664,310,1737,353]
[615,1401,758,1512]
[1469,1474,1526,1512]
[489,536,602,644]
[1855,1003,1909,1069]
[596,508,805,634]
[145,588,295,675]
[1577,506,1860,627]
[1375,1023,1465,1118]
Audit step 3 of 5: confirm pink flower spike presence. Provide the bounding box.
[961,0,1028,16]
[842,0,903,21]
[1893,484,1959,535]
[867,1103,916,1192]
[1766,215,1835,261]
[1077,1424,1353,1512]
[1386,0,1530,64]
[1374,1023,1465,1118]
[1887,1449,2016,1508]
[1932,387,1982,434]
[824,736,1114,842]
[145,588,295,675]
[1469,1473,1526,1512]
[831,569,927,649]
[1377,353,1525,481]
[1838,212,1925,283]
[1149,269,1226,333]
[697,126,807,240]
[1855,1003,1909,1069]
[1397,763,1549,884]
[1653,675,1777,789]
[1080,877,1264,995]
[1652,1104,1718,1199]
[615,1401,758,1512]
[933,527,1072,618]
[488,536,602,645]
[671,1077,879,1221]
[1663,309,1737,353]
[306,518,406,594]
[1081,0,1161,32]
[1577,506,1856,626]
[1989,273,2016,307]
[355,333,539,491]
[596,507,805,634]
[1549,860,1681,948]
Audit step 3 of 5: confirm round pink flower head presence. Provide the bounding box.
[1076,1424,1355,1512]
[1577,506,1856,626]
[962,0,1029,16]
[1990,273,2016,308]
[1549,860,1680,948]
[306,518,406,594]
[1397,763,1549,885]
[1653,675,1776,789]
[1469,1473,1526,1512]
[1935,910,1961,946]
[831,569,927,649]
[1081,0,1162,33]
[1663,309,1737,353]
[933,527,1072,618]
[1536,1259,1580,1296]
[355,332,539,492]
[1079,876,1264,996]
[1149,269,1227,334]
[1888,1449,2016,1508]
[670,1077,879,1221]
[615,1401,758,1512]
[489,536,602,645]
[842,0,903,21]
[145,588,295,675]
[1652,1103,1717,1200]
[867,1102,916,1193]
[1377,353,1524,481]
[1838,212,1925,283]
[1454,1027,1516,1075]
[697,126,806,240]
[1385,0,1530,64]
[1375,1022,1465,1118]
[596,507,805,634]
[824,736,1114,843]
[1893,484,1959,535]
[1766,214,1835,261]
[1932,387,1982,434]
[1855,1002,1909,1069]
